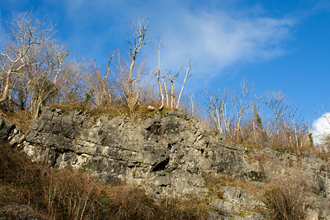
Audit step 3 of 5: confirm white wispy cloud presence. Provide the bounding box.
[312,112,330,147]
[58,0,297,86]
[158,11,295,75]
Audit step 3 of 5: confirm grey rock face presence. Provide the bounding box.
[249,148,330,219]
[11,108,251,200]
[0,118,15,140]
[25,108,92,152]
[1,107,330,219]
[211,186,265,219]
[212,186,263,213]
[0,118,24,146]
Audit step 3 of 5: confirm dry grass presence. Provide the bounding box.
[1,110,33,132]
[203,173,267,198]
[47,102,177,121]
[224,118,311,154]
[263,170,310,220]
[222,116,330,162]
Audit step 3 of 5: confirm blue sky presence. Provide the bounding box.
[1,0,330,134]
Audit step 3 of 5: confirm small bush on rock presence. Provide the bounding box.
[264,170,310,220]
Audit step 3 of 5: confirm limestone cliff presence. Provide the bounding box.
[1,107,330,219]
[18,107,252,199]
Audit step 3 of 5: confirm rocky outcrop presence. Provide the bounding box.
[0,118,24,146]
[250,148,330,219]
[1,107,330,219]
[11,107,251,200]
[211,186,265,219]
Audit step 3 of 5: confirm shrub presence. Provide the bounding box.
[264,170,310,220]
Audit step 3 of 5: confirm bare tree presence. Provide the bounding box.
[176,58,192,109]
[287,106,309,151]
[262,91,290,136]
[0,12,40,107]
[161,77,169,107]
[86,54,115,108]
[162,59,192,110]
[114,18,151,112]
[204,85,235,134]
[187,92,194,115]
[232,80,253,140]
[26,40,69,117]
[204,81,253,140]
[0,12,69,117]
[165,69,181,109]
[57,59,89,104]
[154,38,165,110]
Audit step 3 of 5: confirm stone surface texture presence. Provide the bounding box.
[1,107,330,219]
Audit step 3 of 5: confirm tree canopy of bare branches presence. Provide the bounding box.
[204,81,253,136]
[0,11,70,117]
[113,18,151,112]
[86,53,115,108]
